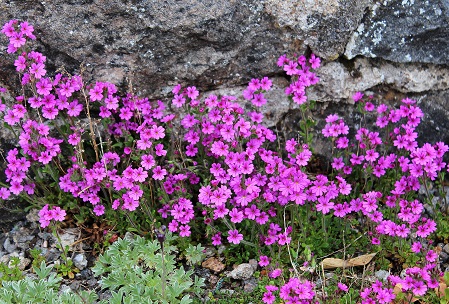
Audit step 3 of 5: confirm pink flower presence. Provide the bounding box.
[316,197,334,214]
[337,282,348,292]
[211,233,221,246]
[371,238,380,245]
[260,77,272,90]
[411,242,422,253]
[0,188,11,199]
[277,232,291,245]
[20,21,35,39]
[186,86,199,99]
[93,205,105,216]
[309,54,321,69]
[425,250,438,262]
[172,94,185,107]
[172,84,181,94]
[152,166,167,180]
[262,291,275,304]
[227,229,243,244]
[89,84,104,101]
[412,281,427,296]
[10,32,26,48]
[251,93,267,107]
[14,55,26,72]
[352,91,364,102]
[229,208,244,223]
[259,255,270,267]
[51,206,66,221]
[66,100,83,117]
[179,225,191,237]
[36,78,52,95]
[29,62,46,79]
[141,154,155,170]
[269,268,282,278]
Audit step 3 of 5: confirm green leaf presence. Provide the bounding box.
[184,243,205,266]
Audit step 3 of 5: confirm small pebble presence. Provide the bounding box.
[73,253,88,270]
[375,269,390,282]
[227,263,255,280]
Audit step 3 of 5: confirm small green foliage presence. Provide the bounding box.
[223,243,256,266]
[184,243,206,266]
[0,257,24,286]
[197,272,268,303]
[53,229,80,279]
[92,233,205,303]
[0,261,97,304]
[29,248,46,269]
[54,258,79,279]
[435,211,449,241]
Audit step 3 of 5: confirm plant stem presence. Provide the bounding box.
[161,241,167,301]
[322,214,328,242]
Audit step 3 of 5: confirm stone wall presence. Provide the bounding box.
[1,0,449,144]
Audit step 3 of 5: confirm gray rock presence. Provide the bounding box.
[59,284,72,295]
[3,237,16,253]
[69,280,81,291]
[73,253,88,271]
[227,263,255,280]
[0,0,367,97]
[7,252,31,271]
[0,254,10,265]
[248,259,258,271]
[56,228,79,251]
[46,248,62,263]
[440,252,449,263]
[443,243,449,254]
[375,269,390,282]
[217,245,226,255]
[26,209,41,223]
[311,58,449,102]
[123,232,135,242]
[0,0,283,96]
[218,289,235,295]
[265,0,370,59]
[13,228,35,250]
[16,257,31,271]
[243,277,258,293]
[202,247,215,258]
[87,278,98,287]
[345,0,449,65]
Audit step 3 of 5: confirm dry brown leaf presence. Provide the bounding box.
[437,281,448,298]
[346,252,377,266]
[321,253,377,269]
[321,258,346,269]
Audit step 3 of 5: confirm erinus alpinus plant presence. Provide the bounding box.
[1,19,449,303]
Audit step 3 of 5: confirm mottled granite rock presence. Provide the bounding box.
[345,0,449,64]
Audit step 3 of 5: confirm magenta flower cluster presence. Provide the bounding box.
[1,20,448,303]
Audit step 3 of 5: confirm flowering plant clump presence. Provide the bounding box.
[1,19,449,303]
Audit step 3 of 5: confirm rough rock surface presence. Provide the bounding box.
[227,263,255,280]
[1,0,368,97]
[265,0,370,59]
[0,0,290,96]
[345,0,449,64]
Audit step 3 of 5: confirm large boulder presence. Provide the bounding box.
[345,0,449,64]
[0,0,368,96]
